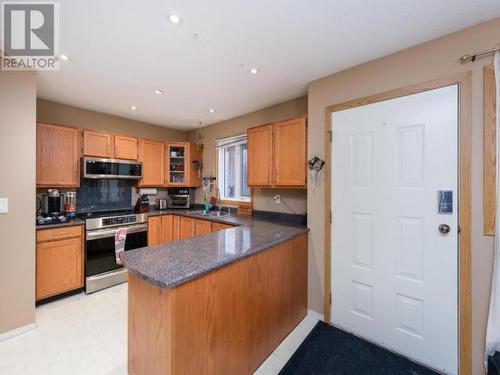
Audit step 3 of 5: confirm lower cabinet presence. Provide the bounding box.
[148,215,174,246]
[161,215,174,243]
[212,222,234,232]
[147,216,162,246]
[179,217,195,240]
[148,215,234,246]
[36,225,84,301]
[173,215,180,240]
[194,219,212,235]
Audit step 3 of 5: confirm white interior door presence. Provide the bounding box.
[331,85,458,374]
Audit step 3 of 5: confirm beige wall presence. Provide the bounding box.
[307,17,500,374]
[188,96,308,214]
[37,99,187,142]
[0,71,37,334]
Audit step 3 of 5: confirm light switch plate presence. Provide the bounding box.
[0,198,8,213]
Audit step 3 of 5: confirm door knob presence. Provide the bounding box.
[438,224,450,235]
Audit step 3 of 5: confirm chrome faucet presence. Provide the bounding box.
[218,206,230,216]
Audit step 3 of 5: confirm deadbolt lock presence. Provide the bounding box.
[438,224,451,235]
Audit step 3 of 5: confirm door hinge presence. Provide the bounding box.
[329,210,332,223]
[457,225,461,234]
[329,292,332,305]
[328,130,332,142]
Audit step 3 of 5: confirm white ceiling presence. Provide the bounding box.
[37,0,500,130]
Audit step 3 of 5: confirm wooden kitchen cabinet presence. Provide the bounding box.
[247,116,307,188]
[82,130,114,158]
[82,130,138,160]
[148,216,162,246]
[149,215,174,245]
[211,222,234,232]
[115,135,138,160]
[179,216,195,239]
[188,143,203,187]
[139,139,165,187]
[37,122,80,187]
[173,215,180,240]
[194,219,212,236]
[36,225,84,301]
[166,142,203,187]
[274,117,307,186]
[247,124,274,186]
[161,215,174,243]
[166,142,189,187]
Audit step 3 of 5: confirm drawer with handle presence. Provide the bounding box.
[37,225,83,243]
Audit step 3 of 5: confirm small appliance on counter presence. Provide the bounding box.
[42,189,65,215]
[64,191,77,217]
[156,198,168,210]
[134,194,150,213]
[167,188,194,208]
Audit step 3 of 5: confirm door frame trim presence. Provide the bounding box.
[323,71,472,374]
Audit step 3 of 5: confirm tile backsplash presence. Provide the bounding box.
[36,182,171,214]
[76,179,133,212]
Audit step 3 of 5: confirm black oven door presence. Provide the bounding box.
[85,224,147,277]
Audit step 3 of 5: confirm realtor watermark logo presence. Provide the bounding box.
[1,1,60,70]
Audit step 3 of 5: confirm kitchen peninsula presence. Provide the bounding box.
[121,211,308,375]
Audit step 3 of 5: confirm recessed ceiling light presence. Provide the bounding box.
[154,89,164,95]
[168,14,181,25]
[209,109,215,113]
[249,67,259,75]
[130,105,137,110]
[59,54,69,61]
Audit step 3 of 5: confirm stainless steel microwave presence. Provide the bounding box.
[82,157,142,179]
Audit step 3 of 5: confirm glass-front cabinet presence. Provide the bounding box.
[166,142,187,186]
[165,142,203,187]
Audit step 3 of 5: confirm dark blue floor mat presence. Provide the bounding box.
[279,321,440,375]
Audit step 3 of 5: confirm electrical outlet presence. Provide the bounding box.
[273,194,281,204]
[0,198,8,213]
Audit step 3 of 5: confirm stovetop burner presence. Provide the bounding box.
[36,214,70,226]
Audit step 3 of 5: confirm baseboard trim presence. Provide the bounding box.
[0,323,36,342]
[307,309,324,321]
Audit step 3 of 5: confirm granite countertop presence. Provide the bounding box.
[121,210,308,289]
[36,217,85,230]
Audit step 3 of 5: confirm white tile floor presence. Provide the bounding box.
[0,283,318,375]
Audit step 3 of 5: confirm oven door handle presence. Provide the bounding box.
[86,223,148,240]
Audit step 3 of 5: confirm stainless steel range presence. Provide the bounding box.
[78,209,148,294]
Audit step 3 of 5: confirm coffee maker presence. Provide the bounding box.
[42,189,65,215]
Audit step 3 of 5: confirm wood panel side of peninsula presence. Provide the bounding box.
[128,233,308,375]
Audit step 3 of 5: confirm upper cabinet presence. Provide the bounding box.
[166,142,188,186]
[82,130,114,158]
[82,130,138,160]
[38,121,199,188]
[115,135,138,160]
[37,123,80,187]
[248,124,274,186]
[188,143,203,187]
[166,142,202,187]
[138,139,165,187]
[247,116,307,188]
[274,117,307,186]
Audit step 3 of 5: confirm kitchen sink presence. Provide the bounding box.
[190,210,230,218]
